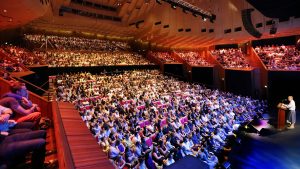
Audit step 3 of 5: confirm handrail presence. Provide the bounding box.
[13,76,48,93]
[0,70,51,102]
[0,77,50,103]
[0,66,49,93]
[251,48,268,70]
[39,80,50,89]
[208,51,225,69]
[13,77,51,101]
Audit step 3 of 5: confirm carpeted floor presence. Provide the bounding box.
[229,111,300,169]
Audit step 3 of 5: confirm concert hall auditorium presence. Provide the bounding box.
[0,0,300,169]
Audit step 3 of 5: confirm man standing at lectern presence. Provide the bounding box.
[283,96,296,129]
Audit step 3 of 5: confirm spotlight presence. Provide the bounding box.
[202,16,207,21]
[210,14,216,23]
[171,4,176,9]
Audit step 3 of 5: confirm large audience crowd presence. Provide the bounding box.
[24,34,131,51]
[33,51,153,67]
[149,52,177,63]
[175,52,213,66]
[0,58,24,73]
[0,48,25,73]
[55,70,267,168]
[1,45,47,65]
[0,45,153,68]
[211,49,251,69]
[255,45,300,70]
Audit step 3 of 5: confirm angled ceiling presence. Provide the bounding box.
[1,0,300,49]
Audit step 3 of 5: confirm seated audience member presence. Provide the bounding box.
[108,142,120,160]
[137,157,147,169]
[113,155,126,169]
[124,146,138,168]
[165,153,175,167]
[0,96,40,124]
[3,81,39,110]
[198,147,218,169]
[0,105,46,169]
[152,146,165,166]
[0,105,34,135]
[2,81,41,123]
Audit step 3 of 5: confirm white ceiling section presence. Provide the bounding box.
[2,0,300,48]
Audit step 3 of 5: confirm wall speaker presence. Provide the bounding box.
[242,9,262,38]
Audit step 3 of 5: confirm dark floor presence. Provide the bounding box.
[229,111,300,169]
[166,155,209,169]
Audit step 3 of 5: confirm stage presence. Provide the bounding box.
[166,155,209,169]
[228,111,300,169]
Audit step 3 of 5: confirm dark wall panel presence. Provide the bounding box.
[47,65,159,75]
[164,64,184,78]
[268,71,300,110]
[252,35,296,47]
[225,69,253,96]
[191,67,214,87]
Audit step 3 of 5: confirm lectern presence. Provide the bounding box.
[277,103,286,130]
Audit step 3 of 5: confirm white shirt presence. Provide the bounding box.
[285,100,296,111]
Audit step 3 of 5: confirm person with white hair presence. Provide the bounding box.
[283,96,296,129]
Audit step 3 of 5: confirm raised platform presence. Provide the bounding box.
[53,101,114,169]
[166,155,209,169]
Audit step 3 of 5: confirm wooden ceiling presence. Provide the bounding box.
[0,0,50,30]
[1,0,300,48]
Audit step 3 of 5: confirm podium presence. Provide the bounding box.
[277,103,286,130]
